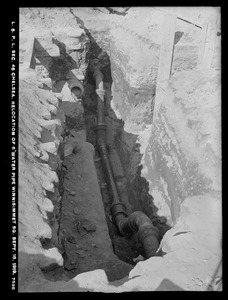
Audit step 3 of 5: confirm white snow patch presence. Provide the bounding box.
[152,189,172,225]
[160,176,169,198]
[163,154,173,168]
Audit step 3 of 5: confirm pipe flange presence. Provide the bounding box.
[94,124,107,131]
[110,202,128,219]
[118,218,132,237]
[112,210,128,218]
[110,201,127,211]
[112,210,128,220]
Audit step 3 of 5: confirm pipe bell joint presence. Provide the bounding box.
[111,201,128,222]
[95,124,106,145]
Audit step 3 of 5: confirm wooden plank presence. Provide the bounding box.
[197,15,218,69]
[154,14,176,114]
[23,36,35,69]
[156,7,203,28]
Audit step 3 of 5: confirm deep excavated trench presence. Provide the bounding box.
[18,7,222,292]
[37,28,170,283]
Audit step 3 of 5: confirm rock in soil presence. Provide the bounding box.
[67,235,77,244]
[64,257,78,271]
[69,191,76,196]
[81,220,97,233]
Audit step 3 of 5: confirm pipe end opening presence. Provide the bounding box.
[71,86,83,98]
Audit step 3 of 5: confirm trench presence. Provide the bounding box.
[36,27,170,283]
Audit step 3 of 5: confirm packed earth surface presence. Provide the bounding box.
[18,7,221,292]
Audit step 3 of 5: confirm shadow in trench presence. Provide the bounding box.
[155,279,185,291]
[18,251,92,292]
[34,37,77,71]
[33,37,83,89]
[19,252,132,292]
[19,252,185,292]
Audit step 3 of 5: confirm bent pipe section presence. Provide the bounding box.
[117,211,160,258]
[68,73,84,98]
[93,66,159,259]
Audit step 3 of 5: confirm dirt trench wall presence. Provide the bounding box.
[109,55,221,227]
[144,69,221,225]
[85,8,221,226]
[83,7,220,124]
[19,70,65,290]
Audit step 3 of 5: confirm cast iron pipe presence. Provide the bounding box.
[117,211,160,258]
[91,60,159,258]
[68,70,84,98]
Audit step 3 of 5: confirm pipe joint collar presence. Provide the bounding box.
[118,218,132,237]
[110,202,128,219]
[94,124,106,132]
